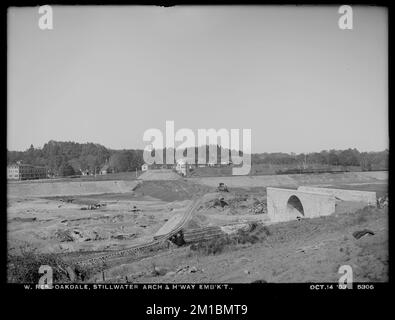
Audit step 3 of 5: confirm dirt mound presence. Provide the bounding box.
[133,180,212,202]
[184,213,209,230]
[198,192,267,215]
[51,228,110,242]
[138,169,182,181]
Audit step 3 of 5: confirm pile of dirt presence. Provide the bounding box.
[133,180,212,202]
[377,194,388,208]
[199,192,266,215]
[138,169,182,181]
[184,213,209,230]
[52,228,110,242]
[249,200,267,214]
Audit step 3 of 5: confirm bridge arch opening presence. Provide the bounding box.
[287,195,304,217]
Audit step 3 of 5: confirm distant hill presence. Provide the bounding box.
[7,140,143,176]
[7,141,388,176]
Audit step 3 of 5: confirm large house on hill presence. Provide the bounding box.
[7,162,47,180]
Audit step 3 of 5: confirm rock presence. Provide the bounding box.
[12,217,37,223]
[189,266,198,273]
[353,229,375,239]
[176,266,188,274]
[377,195,388,208]
[111,233,136,240]
[153,267,168,276]
[244,269,250,275]
[236,257,251,264]
[250,201,267,214]
[176,265,196,274]
[66,266,76,281]
[165,271,176,277]
[54,229,74,242]
[59,243,74,252]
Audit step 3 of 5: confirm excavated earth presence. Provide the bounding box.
[7,171,388,283]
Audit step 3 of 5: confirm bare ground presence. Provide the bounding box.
[98,206,387,283]
[7,173,388,283]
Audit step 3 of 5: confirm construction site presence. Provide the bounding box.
[7,169,388,283]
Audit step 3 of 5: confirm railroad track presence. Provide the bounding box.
[76,197,202,267]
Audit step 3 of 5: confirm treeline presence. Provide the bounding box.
[6,141,239,176]
[7,141,144,176]
[251,148,389,171]
[7,141,389,177]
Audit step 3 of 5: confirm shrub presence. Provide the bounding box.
[234,223,271,244]
[7,245,94,283]
[189,223,271,256]
[190,236,234,255]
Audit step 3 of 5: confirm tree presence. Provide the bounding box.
[109,152,129,172]
[328,150,339,166]
[68,158,82,173]
[338,149,360,166]
[59,163,75,177]
[85,154,98,173]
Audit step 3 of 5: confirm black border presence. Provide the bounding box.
[1,1,392,311]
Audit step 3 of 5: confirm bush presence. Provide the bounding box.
[7,245,93,283]
[235,223,271,244]
[189,223,271,256]
[190,236,234,255]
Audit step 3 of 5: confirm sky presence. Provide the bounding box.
[7,6,388,153]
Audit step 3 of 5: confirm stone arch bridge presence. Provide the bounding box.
[266,186,376,223]
[266,187,336,223]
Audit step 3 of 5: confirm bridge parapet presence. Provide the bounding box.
[297,186,376,205]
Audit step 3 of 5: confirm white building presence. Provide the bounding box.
[175,159,187,176]
[100,164,110,175]
[7,163,47,180]
[141,164,149,171]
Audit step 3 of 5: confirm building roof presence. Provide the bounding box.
[8,163,46,168]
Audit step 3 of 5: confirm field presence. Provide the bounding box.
[7,170,388,283]
[188,164,365,177]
